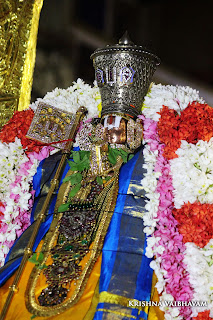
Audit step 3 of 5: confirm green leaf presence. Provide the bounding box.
[62,175,73,183]
[28,253,38,264]
[67,152,90,172]
[81,154,90,164]
[108,146,134,165]
[69,183,81,198]
[28,252,45,268]
[72,151,80,163]
[58,203,70,212]
[108,147,117,165]
[71,150,90,162]
[79,151,90,161]
[37,252,44,264]
[31,315,37,319]
[208,260,213,267]
[96,176,103,185]
[128,154,134,161]
[112,148,120,157]
[105,176,111,181]
[69,172,82,185]
[78,156,90,172]
[119,149,127,155]
[67,159,78,171]
[118,149,130,163]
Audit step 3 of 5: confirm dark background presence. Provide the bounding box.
[32,0,213,104]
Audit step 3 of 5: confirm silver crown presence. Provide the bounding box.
[91,31,160,119]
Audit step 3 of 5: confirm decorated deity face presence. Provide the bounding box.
[103,115,127,144]
[102,114,143,150]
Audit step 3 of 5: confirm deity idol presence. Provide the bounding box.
[2,19,213,319]
[0,33,163,320]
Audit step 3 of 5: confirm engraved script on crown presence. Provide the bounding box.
[96,66,135,86]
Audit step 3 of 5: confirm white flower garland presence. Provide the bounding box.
[0,138,27,201]
[143,84,204,121]
[171,138,213,208]
[141,146,160,247]
[0,138,38,265]
[184,240,213,317]
[30,78,101,119]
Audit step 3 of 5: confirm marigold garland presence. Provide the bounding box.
[173,202,213,248]
[0,109,45,154]
[193,310,211,320]
[158,102,213,160]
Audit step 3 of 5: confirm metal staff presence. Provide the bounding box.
[0,106,87,320]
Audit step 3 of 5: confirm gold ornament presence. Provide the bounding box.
[0,0,43,128]
[26,103,76,149]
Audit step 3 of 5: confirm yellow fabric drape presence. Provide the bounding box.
[0,248,164,320]
[148,273,164,320]
[0,241,102,320]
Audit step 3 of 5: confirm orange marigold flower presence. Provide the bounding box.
[193,310,211,320]
[0,109,45,154]
[158,102,213,160]
[173,202,213,248]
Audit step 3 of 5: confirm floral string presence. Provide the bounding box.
[142,117,193,320]
[0,136,53,266]
[142,84,213,319]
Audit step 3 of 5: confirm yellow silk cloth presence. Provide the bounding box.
[148,273,165,320]
[0,241,101,320]
[0,242,164,320]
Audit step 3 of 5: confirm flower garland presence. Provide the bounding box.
[0,109,42,155]
[157,102,213,160]
[173,202,213,248]
[142,84,204,121]
[1,79,213,319]
[158,103,213,318]
[30,78,101,120]
[170,139,213,207]
[142,117,193,320]
[183,240,213,317]
[0,79,100,266]
[142,83,213,319]
[0,136,53,266]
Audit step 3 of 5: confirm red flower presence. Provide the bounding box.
[0,201,5,228]
[0,109,45,155]
[173,202,213,248]
[193,310,211,320]
[158,102,213,160]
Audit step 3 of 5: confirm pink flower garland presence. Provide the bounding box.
[0,146,53,265]
[143,117,194,319]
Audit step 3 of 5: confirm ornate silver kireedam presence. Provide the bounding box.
[91,31,160,119]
